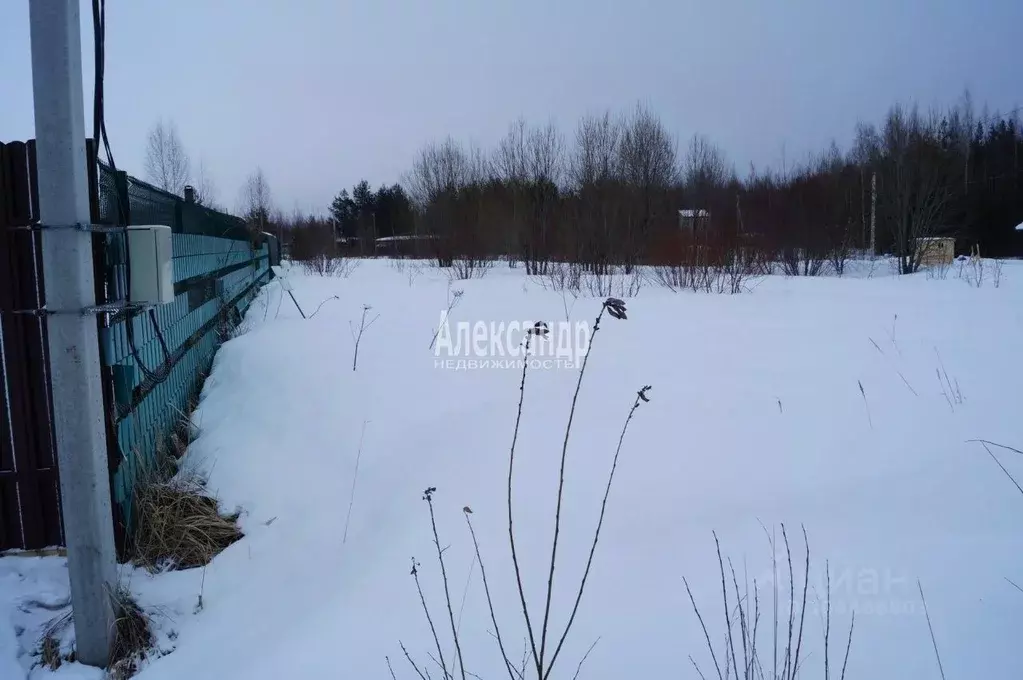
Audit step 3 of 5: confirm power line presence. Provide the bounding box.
[92,0,172,386]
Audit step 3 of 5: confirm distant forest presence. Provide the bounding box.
[280,94,1021,276]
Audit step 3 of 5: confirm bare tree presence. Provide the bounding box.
[527,122,565,189]
[877,105,960,274]
[404,137,473,210]
[683,133,729,203]
[523,122,564,273]
[617,104,679,269]
[192,160,219,209]
[619,105,679,190]
[571,111,624,274]
[494,119,531,263]
[241,168,274,235]
[571,111,623,189]
[144,119,191,196]
[494,118,530,184]
[405,138,494,271]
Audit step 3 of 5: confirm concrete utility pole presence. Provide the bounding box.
[28,0,117,666]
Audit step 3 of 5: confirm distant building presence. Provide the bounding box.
[375,234,438,258]
[679,209,711,233]
[916,237,955,266]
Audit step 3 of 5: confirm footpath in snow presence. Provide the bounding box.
[2,258,1022,679]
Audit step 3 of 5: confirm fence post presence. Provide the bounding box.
[28,0,116,666]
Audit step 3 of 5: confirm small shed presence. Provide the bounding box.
[679,209,711,233]
[916,237,955,266]
[375,234,439,258]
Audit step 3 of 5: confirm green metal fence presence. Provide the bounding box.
[94,166,272,536]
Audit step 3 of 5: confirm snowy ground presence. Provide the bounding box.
[3,257,1022,679]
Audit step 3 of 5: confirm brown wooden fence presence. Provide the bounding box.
[0,140,63,551]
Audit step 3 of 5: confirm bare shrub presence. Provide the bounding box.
[653,262,688,292]
[926,257,952,280]
[653,231,756,295]
[406,261,424,287]
[827,224,855,277]
[450,256,493,280]
[580,265,642,298]
[391,257,426,286]
[684,526,855,680]
[302,254,358,278]
[780,247,829,277]
[289,217,359,277]
[717,243,760,294]
[958,245,986,288]
[536,260,583,294]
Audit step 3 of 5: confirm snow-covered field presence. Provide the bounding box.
[3,258,1022,679]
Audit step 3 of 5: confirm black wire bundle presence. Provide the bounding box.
[92,0,171,386]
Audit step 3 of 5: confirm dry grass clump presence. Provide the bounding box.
[37,609,73,670]
[129,472,242,571]
[107,585,156,679]
[34,584,157,678]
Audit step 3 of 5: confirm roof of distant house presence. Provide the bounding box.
[679,209,710,218]
[375,234,438,243]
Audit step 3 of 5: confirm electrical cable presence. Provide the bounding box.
[92,0,171,386]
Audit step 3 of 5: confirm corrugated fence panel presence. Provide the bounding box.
[102,238,269,526]
[95,165,272,541]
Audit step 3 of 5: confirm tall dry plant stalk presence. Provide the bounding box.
[398,298,651,680]
[684,526,855,680]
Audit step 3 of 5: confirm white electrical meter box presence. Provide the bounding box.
[126,225,174,305]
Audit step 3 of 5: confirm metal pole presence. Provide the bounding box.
[28,0,117,666]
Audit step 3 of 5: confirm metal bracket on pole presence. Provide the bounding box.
[10,222,128,234]
[9,301,151,317]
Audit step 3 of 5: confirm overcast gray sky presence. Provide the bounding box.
[2,0,1020,214]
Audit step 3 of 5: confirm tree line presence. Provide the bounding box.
[147,94,1023,276]
[392,97,1020,277]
